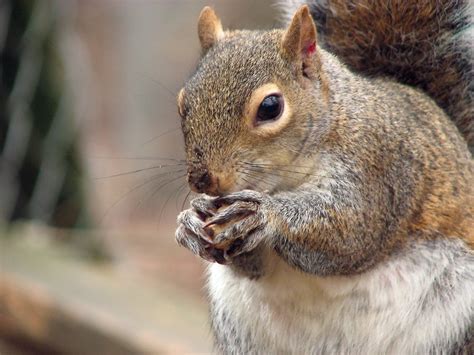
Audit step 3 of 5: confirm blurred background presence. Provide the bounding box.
[0,1,278,353]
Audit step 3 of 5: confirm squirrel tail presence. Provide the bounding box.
[280,0,473,149]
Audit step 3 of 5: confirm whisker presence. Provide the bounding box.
[174,182,188,211]
[148,77,177,100]
[135,173,186,211]
[240,161,324,178]
[236,168,278,190]
[240,160,313,169]
[145,174,187,218]
[161,180,188,222]
[159,177,188,220]
[95,164,186,180]
[142,127,181,146]
[239,165,303,183]
[237,164,334,190]
[240,176,257,190]
[133,174,187,223]
[181,189,193,211]
[92,156,185,163]
[244,166,308,178]
[239,167,283,183]
[100,169,186,223]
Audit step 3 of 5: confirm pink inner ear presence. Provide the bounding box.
[304,42,316,56]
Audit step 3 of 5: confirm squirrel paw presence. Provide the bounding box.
[176,191,269,264]
[175,208,227,264]
[204,190,269,260]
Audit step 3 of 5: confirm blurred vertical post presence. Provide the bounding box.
[0,0,89,229]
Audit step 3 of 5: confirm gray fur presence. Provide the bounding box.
[176,3,474,353]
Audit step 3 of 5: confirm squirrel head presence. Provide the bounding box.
[179,6,329,196]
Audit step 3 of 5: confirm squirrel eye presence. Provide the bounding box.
[256,94,283,123]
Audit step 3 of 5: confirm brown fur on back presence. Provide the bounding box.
[283,0,474,150]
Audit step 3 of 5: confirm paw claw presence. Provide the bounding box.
[203,201,257,228]
[177,209,214,243]
[190,196,217,219]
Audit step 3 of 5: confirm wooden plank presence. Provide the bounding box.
[0,235,211,354]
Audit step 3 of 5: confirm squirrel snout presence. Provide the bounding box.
[188,168,219,195]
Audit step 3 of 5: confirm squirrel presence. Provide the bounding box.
[175,1,473,353]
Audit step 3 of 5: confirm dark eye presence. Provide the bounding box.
[256,94,283,123]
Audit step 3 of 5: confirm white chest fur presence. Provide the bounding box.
[207,239,474,354]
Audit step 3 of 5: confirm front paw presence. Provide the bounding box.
[175,207,228,264]
[204,190,269,261]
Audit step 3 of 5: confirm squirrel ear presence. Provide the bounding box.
[281,5,318,72]
[197,7,224,53]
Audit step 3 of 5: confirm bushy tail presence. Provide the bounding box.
[281,0,474,150]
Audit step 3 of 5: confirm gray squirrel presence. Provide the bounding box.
[175,0,474,353]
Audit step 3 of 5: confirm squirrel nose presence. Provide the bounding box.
[188,169,218,195]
